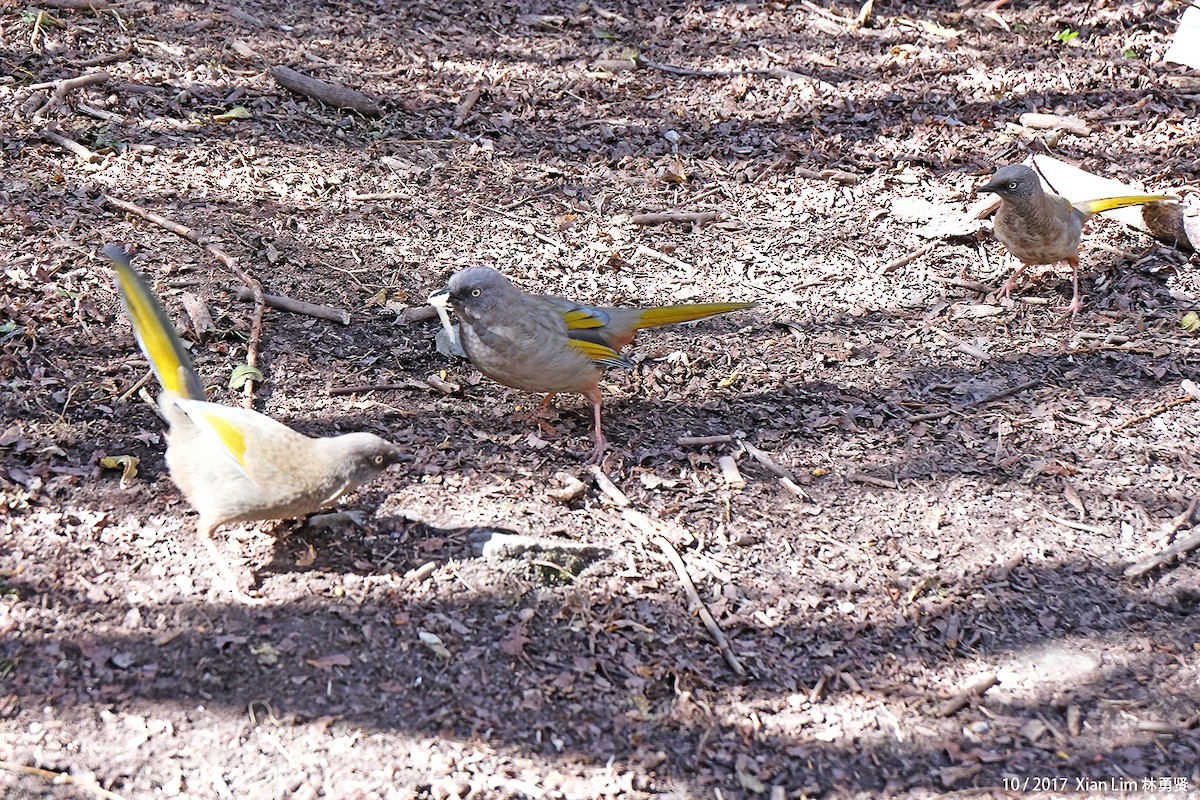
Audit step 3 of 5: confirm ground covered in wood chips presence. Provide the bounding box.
[3,0,1200,797]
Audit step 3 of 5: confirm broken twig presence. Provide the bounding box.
[741,440,798,482]
[1114,395,1195,430]
[588,465,630,507]
[474,204,564,251]
[269,65,381,115]
[880,242,937,274]
[936,672,998,717]
[630,210,720,226]
[0,760,127,800]
[234,288,350,325]
[677,434,735,446]
[908,377,1042,423]
[329,383,414,396]
[717,455,745,489]
[40,127,99,163]
[1125,525,1200,578]
[623,510,746,676]
[30,70,109,120]
[846,469,901,490]
[453,85,483,127]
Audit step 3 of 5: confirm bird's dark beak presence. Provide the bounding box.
[389,448,415,467]
[976,177,1001,195]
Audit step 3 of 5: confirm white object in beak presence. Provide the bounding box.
[428,291,463,357]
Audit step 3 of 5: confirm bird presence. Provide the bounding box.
[428,266,755,462]
[977,164,1172,315]
[102,244,405,600]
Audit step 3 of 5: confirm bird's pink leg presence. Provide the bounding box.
[581,386,608,463]
[1063,258,1084,317]
[992,262,1030,302]
[199,524,265,605]
[586,399,609,464]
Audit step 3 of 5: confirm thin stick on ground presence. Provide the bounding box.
[908,377,1042,423]
[740,440,797,482]
[472,203,564,251]
[117,369,153,403]
[624,513,744,676]
[929,274,992,294]
[40,127,100,163]
[623,510,746,677]
[588,465,630,507]
[268,65,382,115]
[329,383,415,396]
[0,760,128,800]
[880,241,937,274]
[632,55,833,91]
[935,672,999,717]
[676,434,735,446]
[453,84,483,127]
[630,210,720,226]
[655,533,745,677]
[1125,525,1200,578]
[30,70,110,121]
[234,288,350,325]
[1114,395,1195,430]
[846,468,901,490]
[1042,512,1107,535]
[102,193,266,408]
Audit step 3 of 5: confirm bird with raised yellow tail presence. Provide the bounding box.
[429,266,755,462]
[103,244,405,600]
[978,164,1173,315]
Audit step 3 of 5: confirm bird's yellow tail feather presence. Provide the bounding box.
[635,302,756,330]
[1077,194,1173,217]
[102,245,206,401]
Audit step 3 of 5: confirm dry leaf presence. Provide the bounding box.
[306,653,352,671]
[1062,481,1086,517]
[499,626,529,658]
[295,544,317,568]
[251,643,281,666]
[418,631,451,660]
[99,455,140,488]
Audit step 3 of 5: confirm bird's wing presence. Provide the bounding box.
[557,303,613,330]
[172,398,254,472]
[564,337,634,369]
[173,398,305,481]
[537,298,632,367]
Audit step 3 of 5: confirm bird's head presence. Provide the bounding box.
[428,266,518,324]
[328,433,409,486]
[977,164,1043,201]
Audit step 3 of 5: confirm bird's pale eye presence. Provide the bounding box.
[1007,181,1018,190]
[470,288,482,298]
[373,454,386,466]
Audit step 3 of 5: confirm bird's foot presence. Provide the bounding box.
[1060,295,1084,320]
[201,535,266,605]
[585,437,609,465]
[988,278,1020,305]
